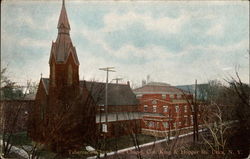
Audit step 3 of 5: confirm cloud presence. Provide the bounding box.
[206,23,224,37]
[19,38,49,48]
[102,11,190,34]
[222,67,232,71]
[1,1,249,86]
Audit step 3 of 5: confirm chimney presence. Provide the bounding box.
[142,80,146,86]
[127,81,130,86]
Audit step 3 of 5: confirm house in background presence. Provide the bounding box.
[133,82,194,137]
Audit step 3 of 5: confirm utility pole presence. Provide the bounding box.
[248,50,250,105]
[195,79,199,141]
[248,50,250,87]
[99,67,115,156]
[193,79,198,143]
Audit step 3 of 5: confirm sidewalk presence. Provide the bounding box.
[87,129,205,159]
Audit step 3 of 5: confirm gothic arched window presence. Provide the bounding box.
[68,64,73,85]
[52,63,56,86]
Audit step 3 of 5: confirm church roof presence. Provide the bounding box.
[41,78,49,94]
[82,81,139,106]
[49,0,79,65]
[40,78,138,106]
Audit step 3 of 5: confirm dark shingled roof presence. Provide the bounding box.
[83,81,138,106]
[40,78,138,106]
[41,78,50,94]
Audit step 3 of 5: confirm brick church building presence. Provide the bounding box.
[28,0,140,152]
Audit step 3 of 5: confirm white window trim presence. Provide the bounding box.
[102,124,108,133]
[153,105,157,112]
[175,105,179,112]
[163,105,168,112]
[184,105,187,112]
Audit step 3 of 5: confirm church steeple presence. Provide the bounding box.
[49,0,79,65]
[57,0,70,34]
[49,0,80,90]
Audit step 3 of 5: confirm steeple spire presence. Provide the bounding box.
[57,0,70,34]
[49,0,79,66]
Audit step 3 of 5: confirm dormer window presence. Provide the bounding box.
[152,100,157,105]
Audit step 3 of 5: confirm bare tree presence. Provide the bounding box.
[1,80,32,157]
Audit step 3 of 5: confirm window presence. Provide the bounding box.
[52,63,56,86]
[177,94,181,99]
[68,64,73,85]
[163,106,168,112]
[144,105,148,112]
[184,105,187,112]
[178,121,182,127]
[148,121,155,128]
[152,100,157,104]
[156,122,160,128]
[102,124,108,133]
[191,105,194,112]
[184,118,188,126]
[190,115,194,125]
[136,94,142,98]
[162,94,166,99]
[153,105,157,112]
[173,122,176,128]
[175,105,179,112]
[163,122,169,128]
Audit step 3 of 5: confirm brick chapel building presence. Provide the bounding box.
[28,0,97,152]
[28,0,140,152]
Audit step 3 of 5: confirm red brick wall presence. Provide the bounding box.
[138,93,195,132]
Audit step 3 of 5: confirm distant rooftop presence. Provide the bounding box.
[146,82,170,86]
[133,82,188,94]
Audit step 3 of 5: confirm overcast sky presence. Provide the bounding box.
[1,0,249,87]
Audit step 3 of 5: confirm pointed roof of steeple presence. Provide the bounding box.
[49,0,79,65]
[57,0,70,30]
